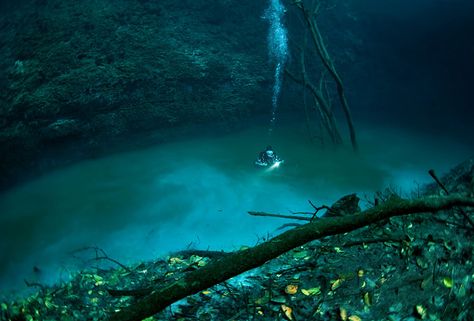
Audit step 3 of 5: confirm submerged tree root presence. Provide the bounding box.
[108,194,474,321]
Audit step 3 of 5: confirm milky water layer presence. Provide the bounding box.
[0,122,471,294]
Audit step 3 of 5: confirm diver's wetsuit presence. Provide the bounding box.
[257,148,279,166]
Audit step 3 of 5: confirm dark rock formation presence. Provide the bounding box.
[324,193,361,217]
[425,158,474,196]
[0,0,272,189]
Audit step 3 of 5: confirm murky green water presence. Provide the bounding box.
[0,121,470,293]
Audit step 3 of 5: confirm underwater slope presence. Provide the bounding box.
[1,153,473,320]
[0,0,272,189]
[0,120,471,293]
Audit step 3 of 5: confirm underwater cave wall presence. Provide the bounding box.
[3,0,473,190]
[0,0,273,189]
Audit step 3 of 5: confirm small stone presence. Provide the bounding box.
[389,302,403,314]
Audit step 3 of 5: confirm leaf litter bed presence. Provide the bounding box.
[1,159,473,321]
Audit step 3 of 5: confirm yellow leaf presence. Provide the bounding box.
[331,278,343,291]
[363,292,371,306]
[44,299,57,309]
[93,274,103,282]
[301,287,321,296]
[285,284,298,295]
[94,276,104,286]
[348,315,362,321]
[340,307,348,321]
[169,257,184,264]
[201,290,211,295]
[281,304,293,320]
[442,277,453,288]
[415,305,427,319]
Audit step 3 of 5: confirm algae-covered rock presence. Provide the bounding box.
[0,0,272,189]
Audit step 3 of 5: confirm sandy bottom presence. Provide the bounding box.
[0,120,471,295]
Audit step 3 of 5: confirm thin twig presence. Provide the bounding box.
[71,246,132,272]
[24,280,46,293]
[308,200,332,220]
[248,211,311,221]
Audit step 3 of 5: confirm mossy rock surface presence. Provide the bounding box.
[0,0,272,189]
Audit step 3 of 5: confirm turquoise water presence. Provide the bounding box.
[0,121,471,294]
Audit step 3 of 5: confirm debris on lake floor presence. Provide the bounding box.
[1,159,473,321]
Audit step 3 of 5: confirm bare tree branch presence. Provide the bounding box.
[248,211,311,221]
[293,1,358,151]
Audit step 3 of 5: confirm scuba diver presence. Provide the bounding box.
[255,145,284,167]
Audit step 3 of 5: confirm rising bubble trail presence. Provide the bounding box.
[263,0,289,129]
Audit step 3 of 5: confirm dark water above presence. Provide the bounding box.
[0,120,471,295]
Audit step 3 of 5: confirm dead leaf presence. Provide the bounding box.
[363,292,371,306]
[416,258,428,269]
[281,304,293,320]
[169,257,184,265]
[293,250,310,259]
[420,277,431,290]
[331,278,343,291]
[285,284,298,295]
[442,277,453,288]
[255,291,270,305]
[301,287,321,296]
[340,307,348,320]
[415,304,427,319]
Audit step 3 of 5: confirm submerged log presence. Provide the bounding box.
[108,194,474,321]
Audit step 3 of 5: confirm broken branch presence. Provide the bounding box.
[248,211,311,221]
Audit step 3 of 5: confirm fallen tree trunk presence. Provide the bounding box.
[108,194,474,321]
